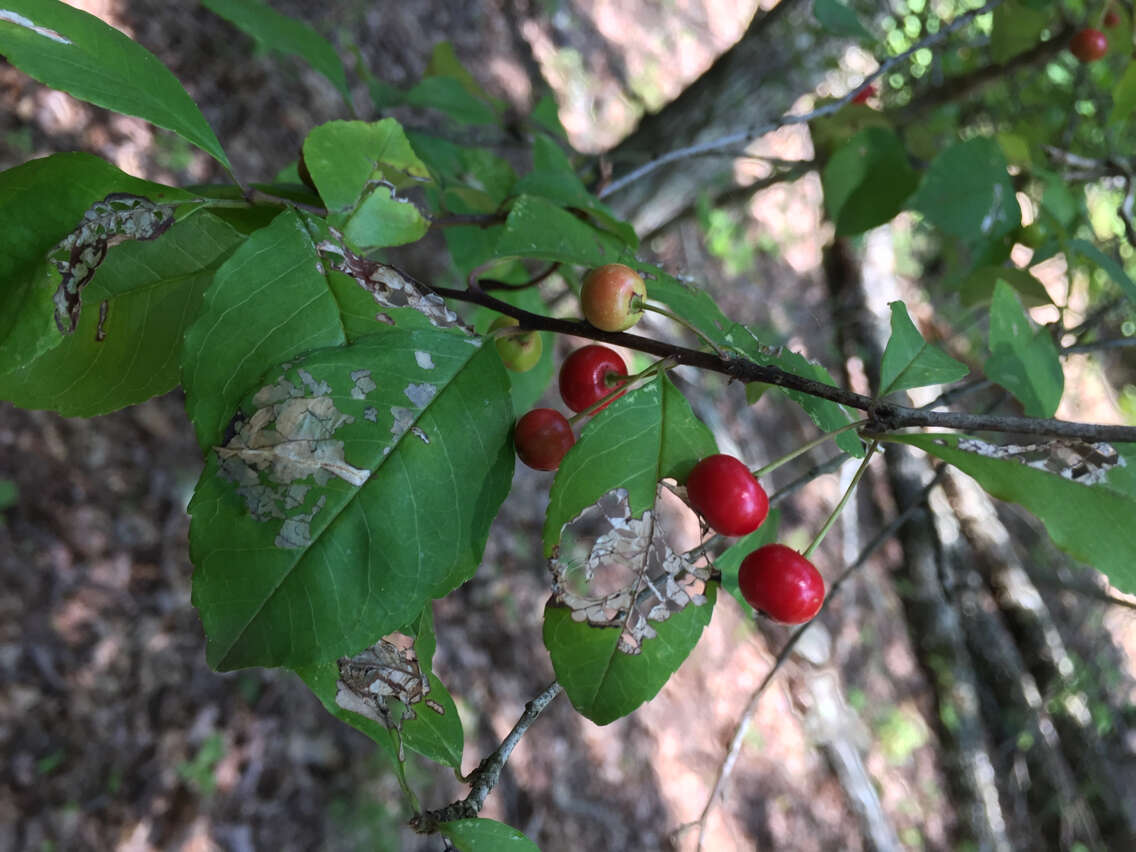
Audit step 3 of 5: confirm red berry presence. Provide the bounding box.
[1070,28,1108,62]
[851,84,875,104]
[1104,8,1120,28]
[558,345,628,413]
[738,544,825,624]
[685,454,769,536]
[515,408,575,471]
[581,263,647,332]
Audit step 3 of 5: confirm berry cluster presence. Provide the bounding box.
[491,264,825,624]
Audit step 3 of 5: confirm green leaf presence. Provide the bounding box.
[986,281,1063,417]
[878,301,969,396]
[513,135,638,248]
[544,583,717,726]
[303,119,430,204]
[632,264,734,347]
[729,327,865,457]
[342,183,430,249]
[181,210,349,450]
[440,819,540,852]
[1105,444,1136,499]
[190,328,514,670]
[407,76,497,125]
[1069,239,1136,304]
[1110,61,1136,125]
[0,212,244,415]
[990,1,1049,62]
[495,196,626,266]
[531,92,568,139]
[822,128,918,236]
[909,138,1021,242]
[957,265,1052,307]
[201,0,350,105]
[0,153,195,377]
[0,0,228,167]
[543,376,717,556]
[713,509,781,610]
[813,0,871,39]
[894,433,1136,594]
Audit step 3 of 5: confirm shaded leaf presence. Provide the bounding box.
[957,265,1052,307]
[1070,239,1136,304]
[823,128,918,236]
[0,0,228,167]
[909,138,1020,242]
[814,0,870,39]
[894,433,1136,594]
[991,0,1050,62]
[986,281,1063,417]
[202,0,350,105]
[878,301,968,396]
[1110,61,1136,125]
[494,195,625,266]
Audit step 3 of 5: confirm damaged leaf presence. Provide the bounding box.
[190,328,514,671]
[319,237,470,332]
[335,635,444,727]
[50,193,177,333]
[544,488,716,725]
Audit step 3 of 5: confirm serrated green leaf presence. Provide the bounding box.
[878,301,969,396]
[728,326,865,457]
[0,153,196,377]
[1070,239,1136,304]
[957,265,1052,307]
[0,0,228,167]
[440,818,540,851]
[543,376,717,556]
[495,196,625,266]
[632,264,734,346]
[909,138,1020,242]
[341,183,430,249]
[544,583,717,725]
[990,1,1049,62]
[190,328,514,670]
[986,281,1063,417]
[814,0,870,39]
[201,0,350,105]
[181,209,349,450]
[1,212,243,415]
[713,509,781,610]
[822,128,918,236]
[894,433,1136,594]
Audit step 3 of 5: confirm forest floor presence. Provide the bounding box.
[2,2,1134,852]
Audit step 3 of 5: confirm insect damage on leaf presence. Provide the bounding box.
[216,375,370,548]
[317,236,471,332]
[549,488,710,654]
[50,193,177,334]
[0,10,71,44]
[955,438,1124,485]
[335,634,444,730]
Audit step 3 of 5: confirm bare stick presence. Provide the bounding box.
[410,681,563,833]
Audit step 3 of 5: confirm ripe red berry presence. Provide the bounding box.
[580,263,647,332]
[685,454,769,536]
[851,84,875,104]
[558,345,628,413]
[1104,8,1120,28]
[1070,28,1108,62]
[515,408,574,471]
[738,544,825,624]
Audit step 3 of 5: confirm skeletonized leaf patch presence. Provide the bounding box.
[336,634,445,729]
[50,193,177,333]
[549,488,710,655]
[955,438,1124,486]
[318,236,470,332]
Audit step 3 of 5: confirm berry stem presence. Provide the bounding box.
[753,419,868,478]
[638,301,727,358]
[802,439,879,559]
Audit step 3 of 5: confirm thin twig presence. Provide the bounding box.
[599,0,1005,200]
[684,467,946,850]
[410,681,563,833]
